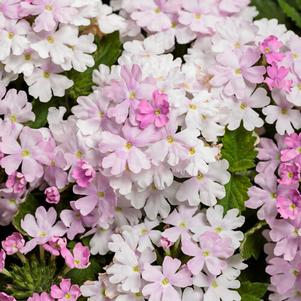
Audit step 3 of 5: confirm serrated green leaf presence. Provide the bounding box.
[219,175,252,212]
[67,31,121,100]
[240,221,267,260]
[222,126,257,173]
[239,281,268,301]
[12,194,39,235]
[252,0,286,23]
[278,0,301,28]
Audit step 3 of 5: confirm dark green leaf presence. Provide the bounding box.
[221,126,257,173]
[252,0,286,23]
[278,0,301,28]
[67,31,122,100]
[240,221,267,260]
[239,281,268,301]
[219,175,252,212]
[13,194,39,235]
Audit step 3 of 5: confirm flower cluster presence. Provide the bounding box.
[246,133,301,300]
[0,0,125,102]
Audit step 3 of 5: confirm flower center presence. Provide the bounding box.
[8,32,14,39]
[189,103,197,110]
[22,149,30,157]
[215,226,223,233]
[9,115,17,123]
[167,136,174,144]
[43,72,50,79]
[195,13,202,20]
[155,109,161,115]
[97,191,105,198]
[125,142,132,149]
[235,68,241,75]
[203,250,210,257]
[240,102,248,110]
[129,91,136,100]
[132,265,140,272]
[154,7,161,13]
[45,4,53,11]
[197,172,204,180]
[47,36,54,44]
[161,278,169,286]
[189,147,196,155]
[64,293,71,300]
[24,53,32,61]
[38,231,47,238]
[211,280,218,288]
[74,259,80,265]
[75,150,82,159]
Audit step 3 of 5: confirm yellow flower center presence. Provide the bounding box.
[43,71,50,79]
[240,103,248,110]
[24,53,32,61]
[195,13,202,20]
[98,191,105,198]
[22,149,30,157]
[45,4,53,11]
[47,36,54,44]
[133,265,140,272]
[155,109,161,115]
[8,32,14,39]
[166,136,174,144]
[9,115,17,123]
[235,68,241,75]
[125,142,133,149]
[161,278,169,286]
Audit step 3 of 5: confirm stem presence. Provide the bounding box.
[39,245,45,263]
[62,266,71,276]
[16,252,27,264]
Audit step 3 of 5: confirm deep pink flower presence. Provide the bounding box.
[260,35,285,64]
[0,293,16,301]
[265,63,293,92]
[62,243,90,269]
[72,160,96,188]
[43,237,67,256]
[0,250,5,272]
[142,256,192,301]
[1,232,25,255]
[276,189,301,220]
[281,133,301,163]
[44,186,60,204]
[50,279,81,301]
[136,90,170,129]
[5,172,26,195]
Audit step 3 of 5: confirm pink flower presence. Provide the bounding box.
[62,242,90,269]
[264,63,293,92]
[43,237,67,256]
[276,189,301,220]
[50,279,81,301]
[21,206,66,253]
[21,0,77,32]
[278,163,300,185]
[260,35,285,64]
[142,256,192,301]
[281,133,301,163]
[73,173,116,222]
[181,232,234,276]
[160,237,173,249]
[136,90,170,129]
[0,0,22,19]
[27,293,53,301]
[100,124,155,175]
[1,232,25,255]
[5,172,26,195]
[72,160,96,188]
[0,127,45,182]
[104,64,154,124]
[266,253,301,295]
[0,293,16,301]
[210,48,266,98]
[0,250,5,272]
[44,186,60,204]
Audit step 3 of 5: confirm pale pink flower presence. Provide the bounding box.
[21,0,77,32]
[276,189,301,220]
[21,206,66,253]
[51,279,81,301]
[0,0,22,19]
[210,48,266,97]
[44,186,60,204]
[27,292,53,301]
[136,90,170,129]
[62,242,90,269]
[1,232,25,255]
[142,256,192,301]
[43,237,67,256]
[218,0,250,14]
[0,127,45,182]
[182,232,233,276]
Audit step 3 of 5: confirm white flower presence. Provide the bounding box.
[31,25,78,66]
[25,63,73,102]
[194,273,241,301]
[262,90,301,135]
[89,227,113,255]
[226,87,270,131]
[182,287,204,301]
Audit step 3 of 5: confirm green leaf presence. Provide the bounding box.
[239,281,268,301]
[66,256,105,285]
[67,31,122,100]
[252,0,286,23]
[27,97,61,129]
[221,126,257,173]
[240,221,267,260]
[219,175,252,212]
[12,194,39,235]
[278,0,301,28]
